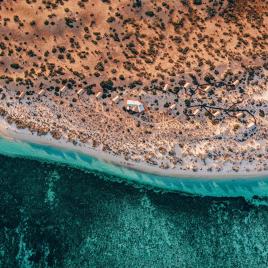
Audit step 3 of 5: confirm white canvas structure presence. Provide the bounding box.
[236,112,243,118]
[60,85,66,93]
[233,80,240,86]
[169,104,176,110]
[126,99,144,113]
[112,95,119,103]
[38,89,45,96]
[163,84,169,91]
[247,122,256,130]
[19,91,25,99]
[213,111,221,117]
[184,82,191,89]
[192,108,200,115]
[77,88,84,96]
[204,85,211,92]
[96,92,102,99]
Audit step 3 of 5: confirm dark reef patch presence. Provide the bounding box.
[0,155,268,267]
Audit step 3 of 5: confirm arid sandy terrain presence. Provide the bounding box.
[0,0,267,175]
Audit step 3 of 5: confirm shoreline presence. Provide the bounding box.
[1,117,268,198]
[0,117,268,181]
[0,0,267,199]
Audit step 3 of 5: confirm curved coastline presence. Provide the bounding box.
[0,121,268,199]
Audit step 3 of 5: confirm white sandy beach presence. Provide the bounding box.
[0,117,267,181]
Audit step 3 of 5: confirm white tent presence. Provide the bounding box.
[112,95,119,103]
[38,89,45,96]
[184,82,191,89]
[163,84,169,91]
[19,91,25,99]
[77,88,84,96]
[96,91,102,99]
[204,85,211,92]
[233,80,240,86]
[192,108,200,115]
[60,85,66,93]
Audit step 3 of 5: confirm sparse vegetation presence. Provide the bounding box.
[0,0,267,176]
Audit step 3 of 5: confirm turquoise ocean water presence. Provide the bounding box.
[0,137,268,267]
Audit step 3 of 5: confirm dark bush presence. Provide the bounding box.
[193,0,202,5]
[145,11,155,17]
[10,63,20,69]
[100,79,114,92]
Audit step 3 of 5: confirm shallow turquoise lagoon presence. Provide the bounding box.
[0,137,268,267]
[0,137,268,199]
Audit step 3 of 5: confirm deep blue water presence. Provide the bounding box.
[0,154,268,268]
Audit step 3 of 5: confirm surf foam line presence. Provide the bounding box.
[0,136,268,199]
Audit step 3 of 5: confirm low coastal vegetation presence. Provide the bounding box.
[0,0,267,174]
